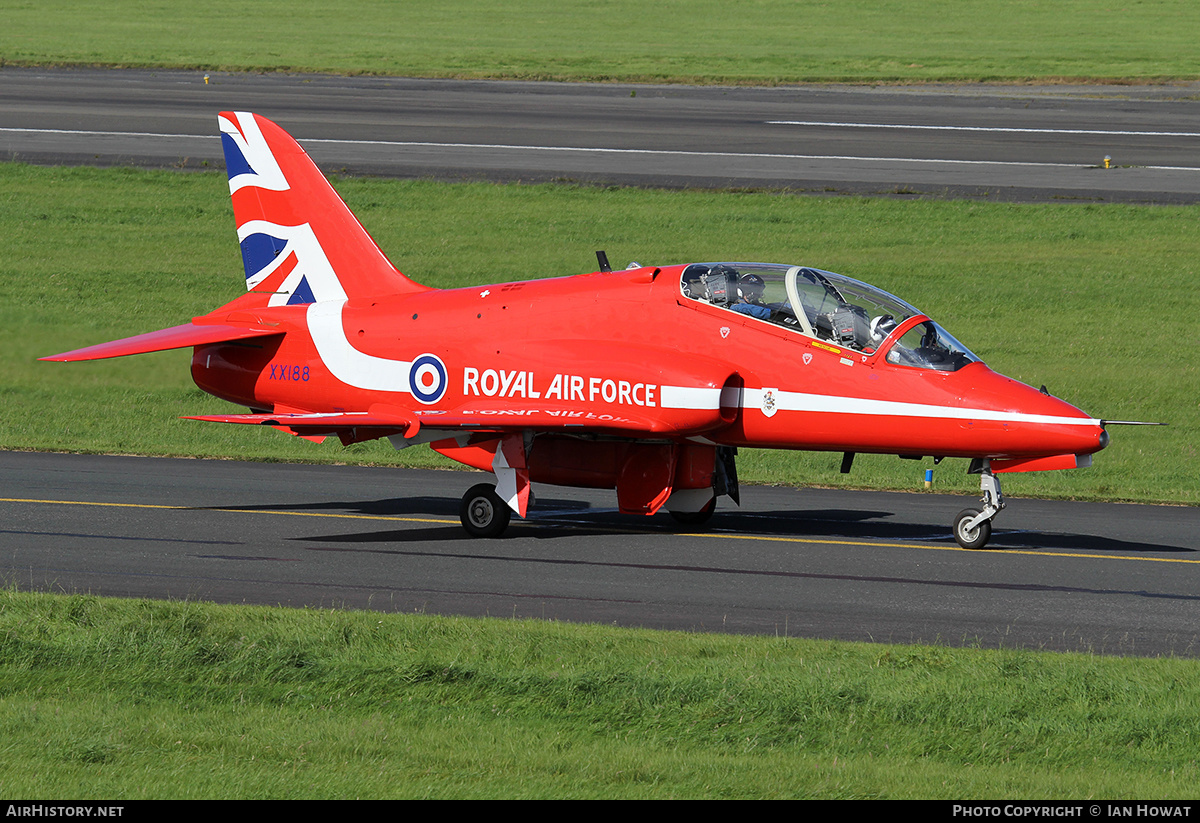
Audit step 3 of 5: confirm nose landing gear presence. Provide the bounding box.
[953,462,1005,549]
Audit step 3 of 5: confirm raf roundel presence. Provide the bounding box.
[408,353,448,404]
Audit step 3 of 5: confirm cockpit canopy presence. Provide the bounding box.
[680,262,980,372]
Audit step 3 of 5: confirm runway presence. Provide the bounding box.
[5,452,1199,657]
[3,68,1200,202]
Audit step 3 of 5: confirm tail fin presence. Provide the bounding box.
[218,111,429,307]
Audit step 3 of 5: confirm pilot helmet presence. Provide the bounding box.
[738,274,766,303]
[870,314,898,342]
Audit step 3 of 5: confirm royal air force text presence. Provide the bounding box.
[463,369,657,407]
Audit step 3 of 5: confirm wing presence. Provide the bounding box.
[184,401,723,445]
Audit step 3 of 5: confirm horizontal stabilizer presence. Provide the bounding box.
[184,409,416,432]
[41,323,283,362]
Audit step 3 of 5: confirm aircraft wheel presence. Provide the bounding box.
[460,483,511,538]
[953,508,992,550]
[669,499,715,529]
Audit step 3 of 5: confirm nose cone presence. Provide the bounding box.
[953,364,1106,459]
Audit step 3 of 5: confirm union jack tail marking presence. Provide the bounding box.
[217,111,429,306]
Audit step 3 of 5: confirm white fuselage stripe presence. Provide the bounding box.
[745,388,1099,426]
[658,386,721,410]
[307,301,412,392]
[657,384,1098,427]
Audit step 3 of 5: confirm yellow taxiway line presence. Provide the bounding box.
[4,496,1196,565]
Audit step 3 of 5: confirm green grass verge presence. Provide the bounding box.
[3,588,1199,799]
[2,163,1194,504]
[3,0,1200,84]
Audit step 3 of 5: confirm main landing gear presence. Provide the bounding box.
[457,484,720,538]
[952,462,1005,550]
[459,483,511,538]
[668,499,716,528]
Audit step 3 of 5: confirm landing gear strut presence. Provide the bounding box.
[952,462,1005,549]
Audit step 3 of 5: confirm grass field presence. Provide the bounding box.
[3,163,1195,504]
[4,0,1200,84]
[3,588,1200,799]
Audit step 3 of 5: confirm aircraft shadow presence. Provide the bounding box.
[206,496,463,517]
[208,495,603,519]
[709,508,1196,555]
[265,497,1194,555]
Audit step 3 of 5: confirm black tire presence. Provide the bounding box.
[953,507,992,550]
[460,483,511,538]
[669,499,715,529]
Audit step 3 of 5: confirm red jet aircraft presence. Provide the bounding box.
[44,112,1117,549]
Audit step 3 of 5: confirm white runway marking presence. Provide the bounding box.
[5,126,1199,173]
[767,120,1200,139]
